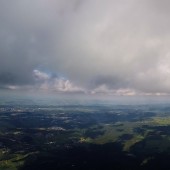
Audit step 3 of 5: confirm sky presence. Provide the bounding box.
[1,0,170,96]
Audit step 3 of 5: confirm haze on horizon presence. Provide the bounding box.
[1,0,170,97]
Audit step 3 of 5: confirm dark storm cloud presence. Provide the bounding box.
[1,0,170,94]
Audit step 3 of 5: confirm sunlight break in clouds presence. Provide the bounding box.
[33,70,84,93]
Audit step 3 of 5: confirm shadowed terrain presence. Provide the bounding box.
[1,104,170,169]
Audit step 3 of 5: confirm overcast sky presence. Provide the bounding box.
[1,0,170,96]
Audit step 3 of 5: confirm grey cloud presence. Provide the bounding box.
[1,0,170,94]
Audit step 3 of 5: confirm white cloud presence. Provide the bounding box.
[33,70,85,93]
[6,85,19,90]
[33,69,50,80]
[91,85,136,96]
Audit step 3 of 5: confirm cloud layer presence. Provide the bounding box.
[1,0,170,95]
